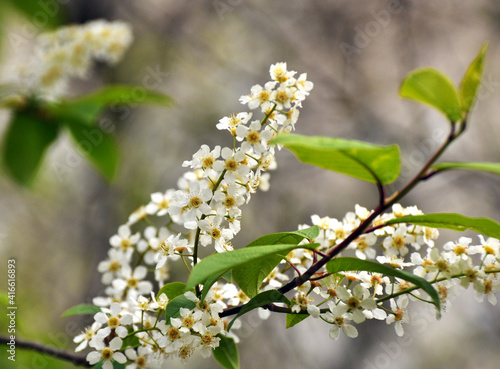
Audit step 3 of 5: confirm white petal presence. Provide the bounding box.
[115,326,128,338]
[86,351,101,365]
[307,304,321,318]
[121,314,133,325]
[395,322,404,337]
[75,340,88,352]
[343,324,359,338]
[113,352,127,364]
[94,312,108,324]
[133,266,148,279]
[110,302,122,316]
[329,326,340,340]
[109,337,123,350]
[125,348,137,360]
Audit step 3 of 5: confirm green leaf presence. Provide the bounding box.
[432,162,500,176]
[246,226,320,247]
[72,84,174,110]
[384,213,500,239]
[213,335,239,369]
[48,85,174,127]
[157,282,187,300]
[47,100,103,127]
[65,120,120,181]
[232,226,319,298]
[227,290,290,331]
[3,0,63,28]
[2,111,59,186]
[201,271,229,303]
[286,313,309,328]
[272,134,400,184]
[399,67,463,122]
[460,42,488,112]
[164,294,196,324]
[186,243,319,291]
[327,257,441,315]
[120,335,140,350]
[61,304,101,317]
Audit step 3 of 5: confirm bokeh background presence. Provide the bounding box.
[1,0,500,368]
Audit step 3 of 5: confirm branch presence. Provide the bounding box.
[0,334,90,367]
[221,121,465,319]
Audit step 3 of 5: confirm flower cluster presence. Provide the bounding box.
[77,62,313,367]
[74,60,500,368]
[283,203,500,339]
[19,19,133,99]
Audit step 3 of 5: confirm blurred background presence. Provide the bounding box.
[1,0,500,368]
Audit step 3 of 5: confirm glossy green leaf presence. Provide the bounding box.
[399,67,463,122]
[384,213,500,239]
[164,294,196,324]
[66,120,120,182]
[272,134,400,184]
[286,313,309,328]
[327,257,440,314]
[213,335,239,369]
[227,290,290,331]
[201,271,229,303]
[460,42,488,112]
[61,304,101,317]
[246,226,320,247]
[2,111,59,186]
[157,282,187,300]
[232,226,319,298]
[186,243,319,291]
[433,162,500,176]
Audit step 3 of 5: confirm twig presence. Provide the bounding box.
[0,334,90,367]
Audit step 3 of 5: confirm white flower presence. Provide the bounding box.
[217,113,252,134]
[145,190,175,216]
[291,292,320,318]
[74,322,102,352]
[336,285,385,323]
[151,292,169,310]
[87,337,126,369]
[213,147,250,180]
[325,302,358,339]
[269,62,296,85]
[93,302,134,339]
[109,225,140,252]
[168,181,212,229]
[198,215,234,250]
[155,233,188,269]
[125,346,154,369]
[182,144,221,170]
[112,265,153,297]
[236,121,273,154]
[386,297,410,337]
[295,72,314,94]
[239,82,276,110]
[382,224,415,257]
[98,248,133,285]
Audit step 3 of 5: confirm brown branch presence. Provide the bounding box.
[0,334,91,367]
